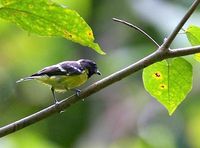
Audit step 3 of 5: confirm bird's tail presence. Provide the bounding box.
[16,77,35,83]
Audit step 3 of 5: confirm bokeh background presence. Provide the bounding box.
[0,0,200,147]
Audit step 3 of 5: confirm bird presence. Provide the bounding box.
[16,59,101,104]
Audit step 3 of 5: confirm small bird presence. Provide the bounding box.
[17,59,101,104]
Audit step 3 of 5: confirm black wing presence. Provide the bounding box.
[31,61,84,77]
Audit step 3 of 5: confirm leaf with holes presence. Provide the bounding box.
[186,25,200,61]
[0,0,105,55]
[143,58,193,115]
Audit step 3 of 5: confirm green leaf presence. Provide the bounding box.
[143,58,193,115]
[0,0,106,55]
[1,0,18,5]
[186,25,200,61]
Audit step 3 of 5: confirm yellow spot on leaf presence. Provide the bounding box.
[152,71,163,80]
[87,30,94,40]
[28,4,33,9]
[159,84,167,90]
[63,31,73,38]
[64,9,70,13]
[48,6,55,10]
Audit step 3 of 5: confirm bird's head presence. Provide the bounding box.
[78,59,101,78]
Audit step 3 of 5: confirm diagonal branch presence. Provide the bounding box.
[1,44,200,137]
[0,0,199,138]
[161,0,200,49]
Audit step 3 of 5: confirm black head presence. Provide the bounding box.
[78,59,101,78]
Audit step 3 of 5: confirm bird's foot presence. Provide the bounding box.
[54,100,64,114]
[72,89,81,96]
[54,100,59,106]
[72,89,85,101]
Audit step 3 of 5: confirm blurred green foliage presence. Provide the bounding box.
[0,0,200,148]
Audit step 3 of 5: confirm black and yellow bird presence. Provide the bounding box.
[17,59,101,103]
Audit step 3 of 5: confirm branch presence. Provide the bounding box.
[0,0,199,137]
[112,18,160,47]
[1,45,200,137]
[169,45,200,57]
[162,0,200,49]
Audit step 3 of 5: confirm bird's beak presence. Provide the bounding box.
[96,70,101,75]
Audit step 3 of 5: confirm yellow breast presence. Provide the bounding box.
[35,71,88,92]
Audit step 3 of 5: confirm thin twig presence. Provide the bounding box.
[112,18,160,48]
[0,0,199,138]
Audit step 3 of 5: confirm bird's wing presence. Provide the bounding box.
[60,61,84,75]
[31,61,84,77]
